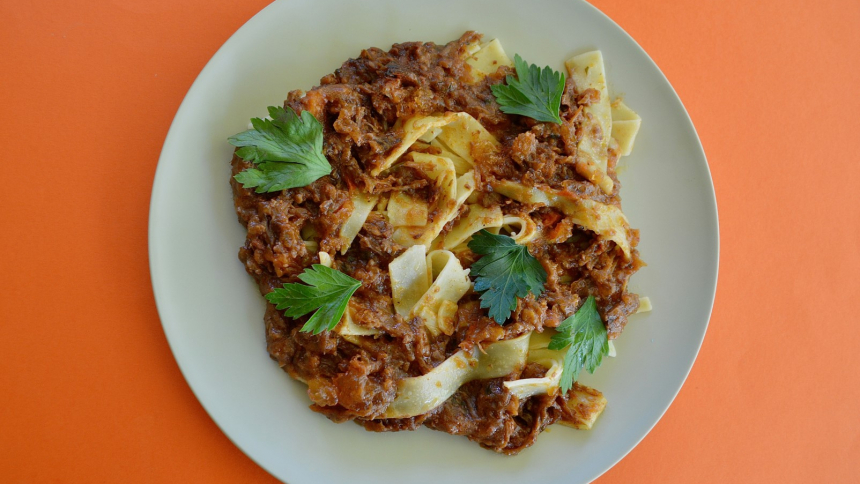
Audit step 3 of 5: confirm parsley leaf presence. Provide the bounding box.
[228,106,331,193]
[548,296,609,393]
[490,54,565,124]
[264,264,361,335]
[467,229,547,324]
[234,161,330,193]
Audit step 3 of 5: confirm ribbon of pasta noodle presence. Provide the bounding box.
[338,190,379,255]
[391,154,475,248]
[389,246,471,336]
[566,51,615,194]
[383,333,530,418]
[493,180,634,259]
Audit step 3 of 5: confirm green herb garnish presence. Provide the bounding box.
[549,296,609,392]
[265,264,361,335]
[490,54,565,124]
[229,106,331,193]
[467,229,548,324]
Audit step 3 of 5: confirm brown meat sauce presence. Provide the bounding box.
[231,32,642,454]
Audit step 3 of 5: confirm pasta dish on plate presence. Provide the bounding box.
[227,31,648,454]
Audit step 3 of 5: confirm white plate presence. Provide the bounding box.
[149,0,718,482]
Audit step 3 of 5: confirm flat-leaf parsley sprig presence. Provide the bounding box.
[265,265,361,335]
[467,229,548,324]
[229,106,331,193]
[490,54,565,124]
[548,295,610,392]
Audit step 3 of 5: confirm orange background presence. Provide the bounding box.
[2,0,859,482]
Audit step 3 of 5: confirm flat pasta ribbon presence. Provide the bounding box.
[388,246,471,336]
[338,190,379,255]
[503,331,607,430]
[464,38,514,82]
[493,180,634,259]
[566,51,614,194]
[391,154,475,248]
[610,100,641,157]
[382,333,530,418]
[371,113,458,176]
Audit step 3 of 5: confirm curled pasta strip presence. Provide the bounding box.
[391,154,475,248]
[503,331,607,429]
[493,214,538,244]
[411,250,471,336]
[301,224,319,255]
[429,138,472,175]
[373,111,498,248]
[504,331,563,400]
[389,247,470,336]
[435,205,504,251]
[371,113,458,176]
[382,333,530,418]
[494,180,633,259]
[374,110,499,175]
[389,245,431,318]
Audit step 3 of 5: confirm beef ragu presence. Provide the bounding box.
[229,31,645,454]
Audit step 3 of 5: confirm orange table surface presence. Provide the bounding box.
[2,0,859,482]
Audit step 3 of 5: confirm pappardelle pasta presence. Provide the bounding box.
[228,32,648,454]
